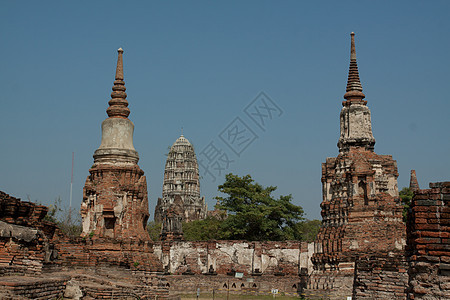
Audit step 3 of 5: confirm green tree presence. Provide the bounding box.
[216,173,305,241]
[183,216,225,241]
[399,187,414,222]
[147,221,162,241]
[294,219,322,242]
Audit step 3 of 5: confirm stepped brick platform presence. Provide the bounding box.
[0,276,69,300]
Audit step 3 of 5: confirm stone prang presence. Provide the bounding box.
[80,49,150,240]
[155,135,206,223]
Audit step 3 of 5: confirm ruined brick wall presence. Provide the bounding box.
[0,190,168,299]
[0,224,51,276]
[153,240,314,276]
[56,237,163,272]
[352,255,408,299]
[0,191,57,238]
[407,181,450,299]
[0,191,58,276]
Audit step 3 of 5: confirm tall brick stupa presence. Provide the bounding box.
[309,33,406,295]
[80,48,150,240]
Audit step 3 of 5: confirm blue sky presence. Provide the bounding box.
[1,1,449,220]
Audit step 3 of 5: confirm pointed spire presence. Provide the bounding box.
[344,32,366,102]
[106,48,130,118]
[410,170,420,191]
[338,32,375,153]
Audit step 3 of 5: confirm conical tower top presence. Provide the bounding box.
[338,33,375,153]
[106,48,130,118]
[94,48,139,165]
[344,32,366,103]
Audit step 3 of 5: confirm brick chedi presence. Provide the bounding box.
[155,135,207,223]
[80,48,150,240]
[309,33,406,298]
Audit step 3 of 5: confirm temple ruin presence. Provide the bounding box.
[80,48,150,241]
[155,135,207,223]
[309,32,407,298]
[0,35,448,299]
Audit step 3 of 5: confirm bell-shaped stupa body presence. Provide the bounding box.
[154,135,207,223]
[80,49,150,240]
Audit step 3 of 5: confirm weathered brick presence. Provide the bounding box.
[414,218,428,224]
[416,255,440,262]
[426,243,450,251]
[416,237,441,244]
[415,200,439,206]
[415,223,440,230]
[408,182,450,300]
[419,231,441,238]
[416,212,439,219]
